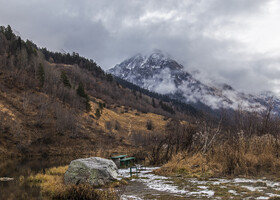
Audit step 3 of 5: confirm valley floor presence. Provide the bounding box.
[2,158,280,200]
[119,167,280,200]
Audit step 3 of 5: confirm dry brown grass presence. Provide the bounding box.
[46,165,69,176]
[27,166,68,197]
[54,185,120,200]
[155,153,216,178]
[0,81,173,158]
[155,135,280,178]
[27,165,124,200]
[0,103,16,120]
[87,101,168,137]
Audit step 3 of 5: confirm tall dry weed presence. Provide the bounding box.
[156,134,280,177]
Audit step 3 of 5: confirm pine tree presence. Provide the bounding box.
[17,37,22,50]
[95,108,101,119]
[85,96,91,112]
[4,25,13,40]
[76,82,91,112]
[60,71,71,88]
[76,83,87,98]
[25,40,37,57]
[106,73,113,82]
[152,98,156,107]
[37,63,45,89]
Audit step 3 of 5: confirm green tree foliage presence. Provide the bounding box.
[37,63,45,89]
[159,101,175,114]
[4,25,13,40]
[76,83,87,98]
[0,26,4,33]
[95,108,101,119]
[98,102,105,110]
[0,25,38,59]
[0,25,19,54]
[25,40,37,57]
[17,37,22,50]
[40,49,104,78]
[95,101,106,116]
[152,98,156,108]
[60,71,71,88]
[146,119,154,130]
[106,73,113,82]
[85,96,91,112]
[76,82,91,112]
[9,36,22,55]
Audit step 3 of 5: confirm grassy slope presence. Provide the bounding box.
[0,26,194,159]
[0,63,171,158]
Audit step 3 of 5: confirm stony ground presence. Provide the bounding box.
[119,167,280,200]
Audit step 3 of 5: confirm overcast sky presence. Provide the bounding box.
[1,0,280,95]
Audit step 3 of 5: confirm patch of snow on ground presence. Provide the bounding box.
[121,195,144,200]
[119,167,280,199]
[228,190,238,195]
[197,186,208,190]
[189,189,215,197]
[119,167,188,195]
[256,196,269,200]
[233,178,262,183]
[266,180,280,188]
[241,186,265,192]
[267,193,280,197]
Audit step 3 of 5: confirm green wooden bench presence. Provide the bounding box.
[129,164,146,177]
[111,155,127,160]
[129,166,139,177]
[111,155,127,168]
[120,157,135,167]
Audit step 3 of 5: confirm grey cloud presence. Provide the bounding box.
[0,0,279,95]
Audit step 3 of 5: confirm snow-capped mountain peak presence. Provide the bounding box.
[109,50,279,113]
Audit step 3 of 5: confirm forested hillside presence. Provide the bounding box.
[0,25,197,158]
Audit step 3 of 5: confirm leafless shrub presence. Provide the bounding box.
[131,120,197,165]
[55,104,78,136]
[114,120,121,131]
[35,101,48,128]
[146,119,153,130]
[105,121,112,131]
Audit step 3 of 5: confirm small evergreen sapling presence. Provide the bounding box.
[60,71,71,88]
[76,82,91,112]
[37,63,45,89]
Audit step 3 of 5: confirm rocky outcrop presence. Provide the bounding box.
[64,157,118,186]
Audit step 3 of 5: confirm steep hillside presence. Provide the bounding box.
[109,50,278,113]
[0,26,192,158]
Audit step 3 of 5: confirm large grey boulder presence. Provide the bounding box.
[64,157,118,186]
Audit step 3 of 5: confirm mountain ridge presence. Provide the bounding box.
[109,50,279,113]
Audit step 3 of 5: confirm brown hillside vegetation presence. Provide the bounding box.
[156,135,280,178]
[0,25,192,158]
[155,107,280,177]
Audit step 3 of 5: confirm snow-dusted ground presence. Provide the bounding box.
[119,167,280,200]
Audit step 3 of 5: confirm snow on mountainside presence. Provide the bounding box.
[108,50,277,112]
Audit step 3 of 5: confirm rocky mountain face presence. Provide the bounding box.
[109,50,278,113]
